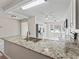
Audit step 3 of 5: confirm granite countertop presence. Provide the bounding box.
[2,36,79,59]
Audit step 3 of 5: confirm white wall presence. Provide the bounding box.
[0,16,20,38]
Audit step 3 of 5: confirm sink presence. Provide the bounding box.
[24,37,42,43]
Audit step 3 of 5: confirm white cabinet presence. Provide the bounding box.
[4,41,52,59]
[0,39,4,52]
[21,22,28,38]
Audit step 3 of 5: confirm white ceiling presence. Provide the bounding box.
[0,0,24,10]
[0,0,71,20]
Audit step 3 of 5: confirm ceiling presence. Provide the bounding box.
[0,0,71,20]
[0,0,24,10]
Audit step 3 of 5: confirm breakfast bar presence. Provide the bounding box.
[2,36,79,59]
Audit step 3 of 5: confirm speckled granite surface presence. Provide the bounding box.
[2,36,79,59]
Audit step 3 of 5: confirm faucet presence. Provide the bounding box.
[24,31,30,41]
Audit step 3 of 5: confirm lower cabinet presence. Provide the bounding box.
[4,41,53,59]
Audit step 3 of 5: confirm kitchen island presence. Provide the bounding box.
[2,36,79,59]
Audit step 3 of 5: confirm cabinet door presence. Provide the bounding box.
[21,22,28,38]
[4,41,52,59]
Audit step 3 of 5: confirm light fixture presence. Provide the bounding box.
[21,0,47,10]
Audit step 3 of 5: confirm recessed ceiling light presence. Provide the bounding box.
[21,0,47,10]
